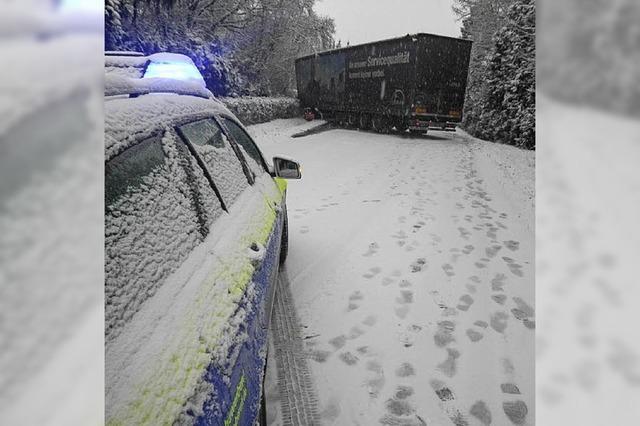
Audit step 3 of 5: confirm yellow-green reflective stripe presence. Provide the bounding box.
[225,374,247,426]
[274,177,287,195]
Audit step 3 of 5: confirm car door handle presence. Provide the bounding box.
[248,242,265,265]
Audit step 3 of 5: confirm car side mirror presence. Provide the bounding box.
[273,156,302,179]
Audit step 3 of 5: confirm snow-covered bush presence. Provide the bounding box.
[219,97,300,125]
[454,0,535,150]
[478,0,535,149]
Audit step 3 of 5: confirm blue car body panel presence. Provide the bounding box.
[196,205,283,425]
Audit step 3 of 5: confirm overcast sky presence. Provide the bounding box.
[314,0,462,46]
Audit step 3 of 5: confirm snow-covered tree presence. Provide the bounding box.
[480,0,535,149]
[453,0,535,149]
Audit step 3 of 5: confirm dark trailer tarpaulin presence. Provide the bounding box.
[295,33,472,132]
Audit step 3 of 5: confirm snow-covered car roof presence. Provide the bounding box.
[105,94,234,160]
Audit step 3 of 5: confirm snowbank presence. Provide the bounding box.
[219,97,300,125]
[458,128,535,234]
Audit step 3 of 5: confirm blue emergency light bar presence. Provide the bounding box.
[143,61,204,83]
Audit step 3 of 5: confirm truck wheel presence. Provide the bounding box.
[347,113,357,128]
[358,113,371,130]
[395,119,408,133]
[371,115,388,133]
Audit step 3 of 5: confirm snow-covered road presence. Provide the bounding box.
[253,120,534,425]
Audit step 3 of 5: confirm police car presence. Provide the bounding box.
[105,52,300,425]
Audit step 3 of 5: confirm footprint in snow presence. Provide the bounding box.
[348,326,365,340]
[362,242,380,257]
[437,348,461,378]
[511,297,535,326]
[470,400,492,425]
[365,360,385,398]
[381,276,394,286]
[456,294,474,312]
[504,240,520,251]
[466,328,484,342]
[308,349,331,363]
[394,385,414,400]
[491,273,507,291]
[503,400,528,424]
[399,279,412,288]
[430,233,443,243]
[430,380,455,401]
[490,312,509,334]
[442,263,456,277]
[501,383,521,394]
[339,352,359,366]
[474,261,487,269]
[398,324,422,348]
[410,258,427,273]
[348,291,363,311]
[363,267,382,279]
[395,362,416,377]
[329,335,347,350]
[434,321,456,347]
[485,244,502,258]
[396,290,414,305]
[458,227,471,240]
[381,399,416,419]
[431,380,469,425]
[507,263,524,277]
[492,294,507,305]
[356,346,370,355]
[363,315,377,327]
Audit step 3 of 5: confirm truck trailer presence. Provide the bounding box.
[295,33,472,133]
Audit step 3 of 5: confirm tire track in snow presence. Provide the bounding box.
[270,268,321,425]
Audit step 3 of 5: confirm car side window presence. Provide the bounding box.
[177,118,250,208]
[105,133,218,342]
[221,117,268,177]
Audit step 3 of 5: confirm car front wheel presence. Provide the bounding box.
[279,209,288,265]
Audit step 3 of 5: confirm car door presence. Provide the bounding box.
[175,116,283,426]
[105,128,235,426]
[217,115,288,323]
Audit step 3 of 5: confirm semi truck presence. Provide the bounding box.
[295,33,472,133]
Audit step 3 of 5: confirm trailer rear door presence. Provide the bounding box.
[414,36,471,121]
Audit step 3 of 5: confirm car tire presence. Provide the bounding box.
[258,389,268,426]
[371,115,388,133]
[279,209,289,265]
